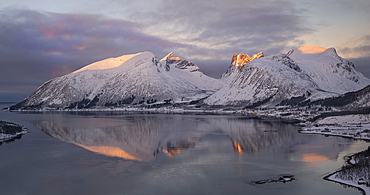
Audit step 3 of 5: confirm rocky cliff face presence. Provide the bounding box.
[231,52,264,67]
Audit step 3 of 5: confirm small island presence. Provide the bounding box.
[0,121,28,144]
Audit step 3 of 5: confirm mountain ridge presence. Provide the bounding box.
[9,46,370,110]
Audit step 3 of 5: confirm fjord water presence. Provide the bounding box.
[0,107,368,194]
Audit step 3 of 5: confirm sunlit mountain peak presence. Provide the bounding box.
[72,52,149,73]
[160,52,182,61]
[231,52,263,67]
[297,45,328,54]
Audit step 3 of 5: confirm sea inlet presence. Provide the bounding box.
[0,104,368,195]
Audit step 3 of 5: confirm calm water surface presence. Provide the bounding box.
[0,105,368,195]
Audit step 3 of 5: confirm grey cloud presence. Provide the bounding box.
[0,9,193,101]
[331,0,370,12]
[341,35,370,79]
[349,57,370,79]
[129,0,311,54]
[0,1,315,101]
[192,59,231,79]
[340,35,370,58]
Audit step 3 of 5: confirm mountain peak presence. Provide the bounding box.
[72,52,149,74]
[231,52,263,67]
[287,45,339,57]
[160,52,182,61]
[322,47,338,56]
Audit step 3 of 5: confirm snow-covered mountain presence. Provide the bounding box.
[11,52,222,110]
[204,45,370,108]
[287,45,370,94]
[10,45,370,110]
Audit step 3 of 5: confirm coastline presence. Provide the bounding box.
[324,152,370,195]
[300,114,370,141]
[324,172,367,195]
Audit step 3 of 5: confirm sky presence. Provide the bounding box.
[0,0,369,102]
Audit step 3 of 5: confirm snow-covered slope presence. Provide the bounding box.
[311,84,370,110]
[205,46,370,108]
[11,52,221,110]
[287,45,370,94]
[205,54,329,107]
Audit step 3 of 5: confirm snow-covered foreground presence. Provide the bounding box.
[327,173,369,195]
[300,114,370,141]
[325,146,370,195]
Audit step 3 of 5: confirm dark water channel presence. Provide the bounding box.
[0,106,368,195]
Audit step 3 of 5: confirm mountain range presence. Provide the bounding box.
[10,45,370,111]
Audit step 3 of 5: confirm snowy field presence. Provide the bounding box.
[300,114,370,141]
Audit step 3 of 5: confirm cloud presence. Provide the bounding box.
[339,35,370,59]
[0,9,178,58]
[0,9,190,101]
[0,2,315,101]
[331,0,370,12]
[192,59,231,79]
[125,0,312,58]
[339,35,370,79]
[349,56,370,79]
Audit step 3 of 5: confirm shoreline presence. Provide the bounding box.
[324,172,367,195]
[324,152,370,195]
[5,105,320,121]
[300,114,370,141]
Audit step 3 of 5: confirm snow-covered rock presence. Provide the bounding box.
[0,121,28,143]
[221,52,263,79]
[11,52,222,110]
[231,52,264,67]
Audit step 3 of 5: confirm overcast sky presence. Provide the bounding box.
[0,0,369,102]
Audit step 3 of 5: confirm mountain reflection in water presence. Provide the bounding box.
[33,115,349,163]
